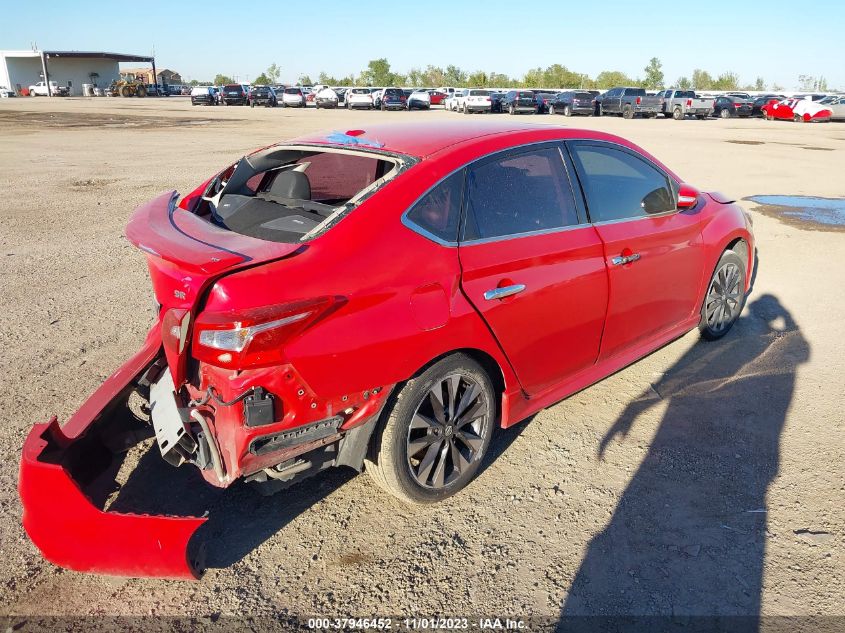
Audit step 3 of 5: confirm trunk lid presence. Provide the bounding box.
[125,191,304,384]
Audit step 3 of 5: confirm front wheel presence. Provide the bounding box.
[699,250,746,340]
[720,108,730,119]
[564,105,572,117]
[365,354,495,504]
[508,104,515,115]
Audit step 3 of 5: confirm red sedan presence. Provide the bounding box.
[20,121,755,579]
[763,98,833,122]
[428,90,447,105]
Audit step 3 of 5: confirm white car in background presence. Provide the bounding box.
[462,89,492,114]
[407,89,431,110]
[0,87,16,98]
[346,88,375,110]
[314,86,339,109]
[818,94,845,120]
[445,90,464,111]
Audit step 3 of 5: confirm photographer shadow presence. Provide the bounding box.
[558,294,808,629]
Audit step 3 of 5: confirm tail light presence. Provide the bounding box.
[636,96,642,105]
[192,297,340,369]
[734,103,742,108]
[686,99,692,107]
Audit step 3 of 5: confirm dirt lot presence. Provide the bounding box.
[1,97,843,627]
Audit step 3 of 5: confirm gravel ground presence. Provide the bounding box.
[0,98,843,628]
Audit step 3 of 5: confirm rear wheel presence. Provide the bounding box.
[623,105,634,119]
[508,104,515,115]
[720,108,730,119]
[366,354,495,504]
[549,104,556,115]
[699,250,746,341]
[564,105,572,117]
[136,86,147,97]
[673,107,683,120]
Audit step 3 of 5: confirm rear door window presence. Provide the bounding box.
[463,147,579,241]
[568,143,676,223]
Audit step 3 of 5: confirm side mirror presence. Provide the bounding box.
[677,183,701,209]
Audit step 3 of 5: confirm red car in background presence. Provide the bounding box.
[763,98,833,122]
[428,90,447,105]
[20,121,755,579]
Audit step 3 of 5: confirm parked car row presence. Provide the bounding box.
[185,81,845,123]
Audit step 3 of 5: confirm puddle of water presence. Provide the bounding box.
[747,195,845,228]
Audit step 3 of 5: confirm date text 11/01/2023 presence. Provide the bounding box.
[306,617,528,630]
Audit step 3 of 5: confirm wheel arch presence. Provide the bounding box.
[403,347,509,426]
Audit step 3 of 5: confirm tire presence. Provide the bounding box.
[720,108,730,119]
[549,104,556,115]
[622,105,634,119]
[250,101,255,108]
[699,249,746,341]
[597,104,603,116]
[696,115,706,120]
[365,353,496,504]
[119,86,131,97]
[564,105,572,117]
[136,86,147,97]
[508,104,515,115]
[673,107,683,121]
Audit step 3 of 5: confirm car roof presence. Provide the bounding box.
[286,121,639,160]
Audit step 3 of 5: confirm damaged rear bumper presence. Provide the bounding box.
[18,325,207,580]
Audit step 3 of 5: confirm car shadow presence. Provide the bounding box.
[557,294,808,631]
[107,402,530,570]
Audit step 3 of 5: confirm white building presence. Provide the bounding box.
[0,49,155,96]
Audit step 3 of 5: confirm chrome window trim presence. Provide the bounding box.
[458,221,592,247]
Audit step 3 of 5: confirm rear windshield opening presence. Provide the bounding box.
[194,146,410,244]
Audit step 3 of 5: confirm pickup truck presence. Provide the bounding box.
[28,81,69,97]
[658,89,714,120]
[596,87,661,118]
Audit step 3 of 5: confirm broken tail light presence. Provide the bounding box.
[192,297,339,369]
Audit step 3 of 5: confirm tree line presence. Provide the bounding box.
[193,58,834,93]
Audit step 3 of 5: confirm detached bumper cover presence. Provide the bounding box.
[19,325,207,580]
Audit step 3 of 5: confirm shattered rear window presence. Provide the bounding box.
[198,146,415,244]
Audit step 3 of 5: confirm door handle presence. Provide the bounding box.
[611,253,641,266]
[483,284,526,301]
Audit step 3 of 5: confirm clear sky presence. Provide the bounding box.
[1,0,841,89]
